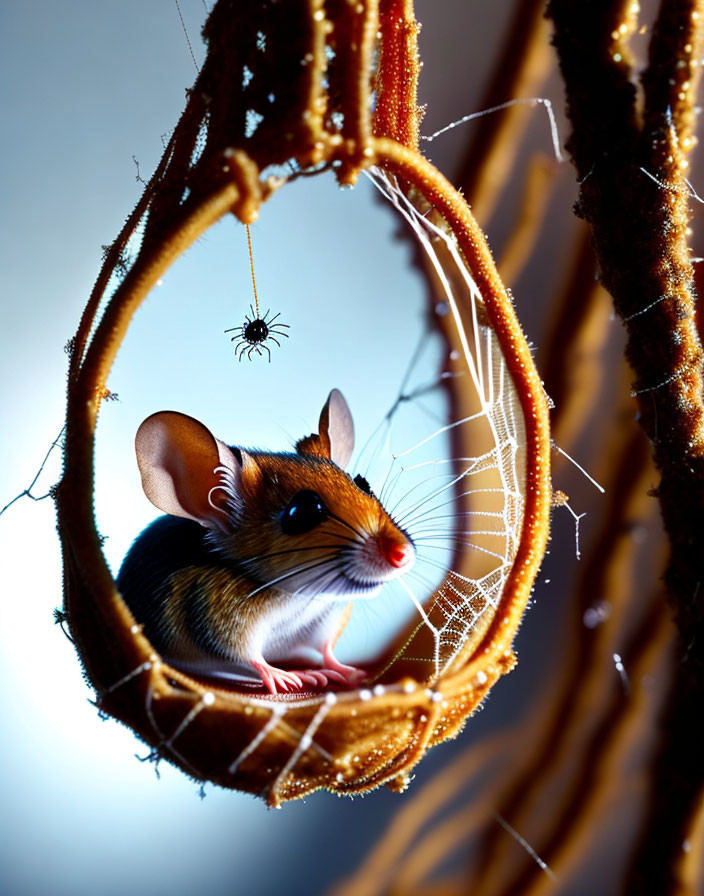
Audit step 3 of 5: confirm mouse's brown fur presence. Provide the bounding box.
[117,390,415,695]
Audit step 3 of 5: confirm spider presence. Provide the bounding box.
[224,305,290,362]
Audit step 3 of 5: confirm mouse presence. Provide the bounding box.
[117,389,415,695]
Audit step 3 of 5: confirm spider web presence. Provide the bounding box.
[363,169,526,681]
[95,167,528,800]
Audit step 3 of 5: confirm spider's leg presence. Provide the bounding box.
[262,343,271,362]
[224,326,240,334]
[230,331,245,342]
[267,312,281,325]
[237,342,249,361]
[269,326,290,338]
[269,336,281,348]
[249,304,257,320]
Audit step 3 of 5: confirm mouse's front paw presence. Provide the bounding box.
[297,666,366,689]
[321,640,368,687]
[252,657,367,694]
[295,669,343,688]
[251,660,307,695]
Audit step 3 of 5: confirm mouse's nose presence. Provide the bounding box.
[382,539,414,569]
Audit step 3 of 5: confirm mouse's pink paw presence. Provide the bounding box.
[322,640,368,687]
[251,661,306,695]
[288,665,367,690]
[252,655,367,694]
[295,668,344,688]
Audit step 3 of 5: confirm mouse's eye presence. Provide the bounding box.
[354,474,373,496]
[281,490,328,535]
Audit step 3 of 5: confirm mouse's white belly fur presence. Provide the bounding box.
[243,592,347,664]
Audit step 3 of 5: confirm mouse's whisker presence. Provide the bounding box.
[360,418,394,482]
[354,330,450,482]
[324,513,366,544]
[409,552,459,574]
[403,567,440,591]
[319,523,366,546]
[390,463,487,523]
[395,576,436,635]
[386,468,467,520]
[378,465,406,508]
[411,528,505,542]
[378,452,483,507]
[242,553,344,599]
[397,485,507,530]
[382,441,503,519]
[407,509,504,528]
[300,566,352,598]
[286,557,367,600]
[375,456,400,507]
[233,539,357,567]
[414,539,506,562]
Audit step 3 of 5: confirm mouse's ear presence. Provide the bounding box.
[296,389,355,468]
[320,388,355,468]
[135,411,242,530]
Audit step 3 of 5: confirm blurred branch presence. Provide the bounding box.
[470,423,661,895]
[326,734,509,896]
[453,0,554,225]
[547,0,704,889]
[509,604,674,896]
[672,784,704,893]
[497,153,559,287]
[541,231,613,452]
